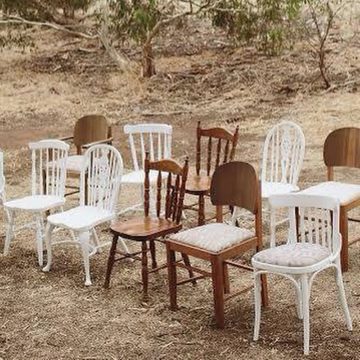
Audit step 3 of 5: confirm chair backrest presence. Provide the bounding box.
[0,150,4,195]
[73,115,112,154]
[196,121,239,176]
[269,193,340,255]
[124,123,172,172]
[80,145,123,213]
[144,152,188,224]
[261,121,305,186]
[29,140,69,198]
[324,127,360,180]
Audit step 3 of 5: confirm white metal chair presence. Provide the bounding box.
[3,140,69,266]
[43,144,123,286]
[0,150,5,206]
[252,193,352,355]
[261,121,305,246]
[119,123,172,214]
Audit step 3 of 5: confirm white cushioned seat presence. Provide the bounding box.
[253,243,331,267]
[121,169,159,184]
[262,181,299,199]
[301,181,360,206]
[171,223,254,253]
[4,195,64,212]
[48,155,84,173]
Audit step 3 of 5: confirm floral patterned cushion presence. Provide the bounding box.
[253,243,331,267]
[170,223,254,253]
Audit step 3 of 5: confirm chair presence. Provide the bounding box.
[166,161,268,328]
[184,121,239,226]
[0,150,5,206]
[119,123,172,214]
[261,121,305,246]
[43,145,123,286]
[300,127,360,272]
[4,140,69,266]
[252,193,352,355]
[60,114,113,197]
[104,152,193,300]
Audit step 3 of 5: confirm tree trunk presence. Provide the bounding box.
[142,42,156,78]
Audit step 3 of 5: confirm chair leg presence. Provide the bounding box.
[149,240,157,269]
[43,223,55,272]
[295,277,303,320]
[141,241,149,300]
[335,259,353,331]
[198,194,205,226]
[35,214,44,267]
[91,228,102,254]
[211,255,225,328]
[4,209,15,255]
[301,274,310,355]
[223,262,230,294]
[167,244,178,310]
[269,207,276,247]
[340,207,348,272]
[181,253,196,285]
[253,272,262,341]
[104,234,119,289]
[79,231,92,286]
[260,273,269,307]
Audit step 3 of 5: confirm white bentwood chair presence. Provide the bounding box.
[252,193,352,355]
[261,121,305,246]
[4,140,69,266]
[43,144,123,286]
[119,124,172,214]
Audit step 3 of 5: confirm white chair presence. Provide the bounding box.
[0,150,5,206]
[261,121,305,246]
[43,144,123,286]
[252,193,352,355]
[119,123,172,214]
[3,140,69,266]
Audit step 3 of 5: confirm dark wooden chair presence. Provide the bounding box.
[184,121,239,226]
[301,127,360,272]
[166,161,268,328]
[60,114,113,197]
[104,153,194,299]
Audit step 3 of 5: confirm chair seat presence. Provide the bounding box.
[171,223,254,253]
[252,243,331,268]
[4,195,64,212]
[47,205,114,231]
[301,181,360,206]
[262,181,299,199]
[185,174,212,194]
[111,217,181,241]
[48,155,84,173]
[121,170,159,184]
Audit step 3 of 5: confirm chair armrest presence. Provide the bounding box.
[59,135,74,143]
[81,137,113,150]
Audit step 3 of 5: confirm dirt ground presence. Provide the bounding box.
[1,14,360,360]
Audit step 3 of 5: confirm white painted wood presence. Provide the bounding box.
[252,193,352,355]
[3,140,69,265]
[43,144,123,286]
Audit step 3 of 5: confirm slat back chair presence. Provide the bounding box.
[186,121,239,226]
[252,194,352,355]
[0,150,5,205]
[104,152,193,300]
[301,127,360,272]
[167,161,268,328]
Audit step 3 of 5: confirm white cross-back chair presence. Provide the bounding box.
[252,193,352,355]
[119,123,172,214]
[43,144,123,286]
[261,121,305,246]
[0,150,5,206]
[3,140,69,266]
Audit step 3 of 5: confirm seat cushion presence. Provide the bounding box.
[253,243,331,267]
[48,206,114,231]
[66,155,85,173]
[170,223,254,253]
[121,170,159,184]
[4,195,64,212]
[301,181,360,206]
[262,181,299,198]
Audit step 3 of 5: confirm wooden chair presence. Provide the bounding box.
[184,121,239,226]
[252,193,352,355]
[301,127,360,272]
[104,152,194,300]
[166,161,268,328]
[60,114,113,197]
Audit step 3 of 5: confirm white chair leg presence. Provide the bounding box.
[79,231,92,286]
[4,210,15,255]
[269,207,276,247]
[42,223,55,272]
[253,272,262,341]
[335,261,353,331]
[91,228,102,254]
[35,214,44,267]
[301,274,310,355]
[295,277,303,320]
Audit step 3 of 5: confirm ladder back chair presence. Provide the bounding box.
[261,121,305,246]
[4,140,69,266]
[184,121,239,226]
[252,193,352,355]
[167,161,268,328]
[301,127,360,272]
[120,123,172,214]
[105,152,194,300]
